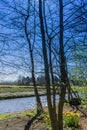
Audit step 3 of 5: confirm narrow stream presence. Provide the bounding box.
[0,96,47,114]
[0,96,59,114]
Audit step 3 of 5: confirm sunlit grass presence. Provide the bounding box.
[0,113,13,120]
[72,85,87,92]
[0,85,46,93]
[72,85,87,97]
[0,110,36,120]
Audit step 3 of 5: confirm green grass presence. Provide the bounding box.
[0,110,36,120]
[72,85,87,96]
[71,85,87,110]
[0,85,46,93]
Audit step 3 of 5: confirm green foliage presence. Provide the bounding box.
[81,98,87,110]
[63,112,80,128]
[42,111,81,129]
[71,76,86,86]
[72,85,87,95]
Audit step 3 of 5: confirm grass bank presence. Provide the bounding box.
[0,85,46,93]
[0,85,87,100]
[0,109,36,120]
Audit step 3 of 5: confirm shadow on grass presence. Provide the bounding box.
[24,114,39,130]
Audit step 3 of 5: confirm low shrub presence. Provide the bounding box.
[63,111,80,128]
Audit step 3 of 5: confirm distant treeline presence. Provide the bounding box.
[17,75,59,86]
[0,76,86,86]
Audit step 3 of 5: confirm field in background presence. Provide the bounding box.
[0,85,87,94]
[0,85,46,93]
[0,85,87,100]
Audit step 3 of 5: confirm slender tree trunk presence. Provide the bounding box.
[24,1,43,113]
[58,0,67,129]
[25,28,43,114]
[39,0,58,129]
[43,0,56,116]
[66,62,71,101]
[49,40,57,119]
[30,51,43,114]
[49,41,58,129]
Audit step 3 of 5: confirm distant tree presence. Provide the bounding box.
[37,75,45,86]
[18,75,24,85]
[22,76,30,86]
[53,76,59,85]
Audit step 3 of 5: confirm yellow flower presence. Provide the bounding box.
[64,111,80,118]
[43,114,50,122]
[74,113,80,117]
[65,112,73,117]
[62,112,65,115]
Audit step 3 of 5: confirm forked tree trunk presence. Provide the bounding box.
[43,0,56,119]
[39,0,58,129]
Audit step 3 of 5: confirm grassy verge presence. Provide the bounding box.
[0,109,36,120]
[0,85,46,93]
[72,85,87,94]
[0,85,46,99]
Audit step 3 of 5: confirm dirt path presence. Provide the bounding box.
[0,115,46,130]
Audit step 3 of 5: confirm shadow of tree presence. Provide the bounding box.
[24,114,39,130]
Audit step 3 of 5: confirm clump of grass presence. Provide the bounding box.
[0,113,12,120]
[22,110,36,116]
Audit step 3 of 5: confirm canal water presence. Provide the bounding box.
[0,95,59,114]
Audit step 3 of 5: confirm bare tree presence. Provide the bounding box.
[24,0,43,114]
[0,0,86,129]
[0,0,43,114]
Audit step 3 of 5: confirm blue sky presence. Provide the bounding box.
[0,0,86,82]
